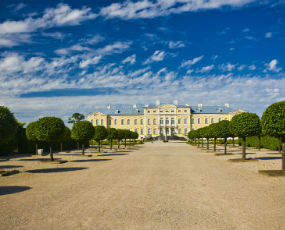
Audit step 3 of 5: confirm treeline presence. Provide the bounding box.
[0,107,139,161]
[188,101,285,170]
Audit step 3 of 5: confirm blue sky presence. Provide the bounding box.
[0,0,284,124]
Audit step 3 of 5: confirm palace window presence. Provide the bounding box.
[184,110,187,112]
[184,128,187,134]
[160,110,163,113]
[166,110,169,113]
[121,119,124,125]
[178,128,181,134]
[171,118,175,125]
[140,119,143,125]
[134,119,137,125]
[147,110,150,113]
[171,110,174,113]
[225,117,228,120]
[191,118,194,124]
[205,118,208,124]
[153,110,156,113]
[198,118,201,124]
[211,118,215,124]
[147,119,151,125]
[178,118,181,124]
[101,119,104,125]
[153,128,156,135]
[160,118,164,125]
[153,118,156,125]
[135,128,138,133]
[178,110,181,112]
[114,119,117,125]
[127,119,130,125]
[160,128,163,134]
[184,118,187,124]
[148,128,151,135]
[140,129,143,135]
[166,118,169,125]
[218,117,222,122]
[96,119,99,125]
[108,119,111,125]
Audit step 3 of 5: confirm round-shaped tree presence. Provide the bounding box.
[26,121,39,154]
[106,128,117,150]
[230,112,261,160]
[0,106,18,144]
[261,101,285,170]
[216,120,232,154]
[116,129,125,149]
[208,123,219,151]
[93,125,107,152]
[36,117,65,161]
[71,121,94,155]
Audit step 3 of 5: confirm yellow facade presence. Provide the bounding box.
[88,102,243,139]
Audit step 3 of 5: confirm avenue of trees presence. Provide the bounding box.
[188,101,285,170]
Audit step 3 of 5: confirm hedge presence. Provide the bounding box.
[238,135,280,151]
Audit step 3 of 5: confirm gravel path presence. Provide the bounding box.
[0,142,284,230]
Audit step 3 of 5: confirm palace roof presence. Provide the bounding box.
[90,104,235,115]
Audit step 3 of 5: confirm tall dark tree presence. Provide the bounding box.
[261,101,285,170]
[0,106,18,145]
[230,112,261,160]
[94,126,107,152]
[68,113,85,124]
[35,117,65,161]
[71,121,94,155]
[26,121,39,154]
[106,128,117,149]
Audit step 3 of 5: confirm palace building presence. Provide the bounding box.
[87,100,243,139]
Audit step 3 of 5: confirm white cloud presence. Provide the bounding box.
[42,32,66,40]
[168,41,185,49]
[248,64,256,70]
[122,54,136,64]
[199,64,214,73]
[219,63,235,72]
[96,41,132,56]
[55,44,90,55]
[180,56,204,68]
[144,50,166,64]
[79,56,102,68]
[99,0,255,20]
[0,3,96,47]
[265,32,272,38]
[265,59,282,72]
[237,65,246,71]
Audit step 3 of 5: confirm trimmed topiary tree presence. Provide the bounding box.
[61,126,71,152]
[26,121,39,154]
[230,112,261,160]
[106,128,117,150]
[0,106,18,145]
[261,101,285,170]
[94,126,107,152]
[216,120,233,155]
[208,123,219,151]
[116,129,125,149]
[35,117,65,161]
[71,121,94,155]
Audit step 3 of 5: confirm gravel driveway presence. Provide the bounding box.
[0,142,284,230]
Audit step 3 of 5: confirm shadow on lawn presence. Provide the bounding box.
[98,153,128,156]
[255,156,281,160]
[0,165,23,169]
[19,158,62,162]
[0,186,31,196]
[26,167,87,173]
[71,159,112,162]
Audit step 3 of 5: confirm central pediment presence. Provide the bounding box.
[159,104,177,108]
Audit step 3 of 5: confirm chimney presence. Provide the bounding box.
[145,104,149,108]
[133,104,137,109]
[198,104,203,108]
[225,103,230,108]
[173,100,178,105]
[107,105,111,110]
[156,100,160,106]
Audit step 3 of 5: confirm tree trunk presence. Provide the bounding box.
[201,138,204,148]
[214,138,216,151]
[232,137,235,147]
[224,137,227,155]
[242,137,246,160]
[110,139,113,149]
[282,140,285,171]
[278,137,282,153]
[82,143,85,155]
[61,143,63,152]
[125,138,127,148]
[118,139,120,149]
[35,142,38,155]
[207,138,209,150]
[197,138,200,147]
[98,140,101,152]
[50,146,54,161]
[258,136,261,151]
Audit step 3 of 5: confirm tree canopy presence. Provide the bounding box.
[71,121,94,142]
[68,113,85,124]
[0,106,18,144]
[26,121,39,142]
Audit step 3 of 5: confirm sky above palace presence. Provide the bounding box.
[0,0,284,124]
